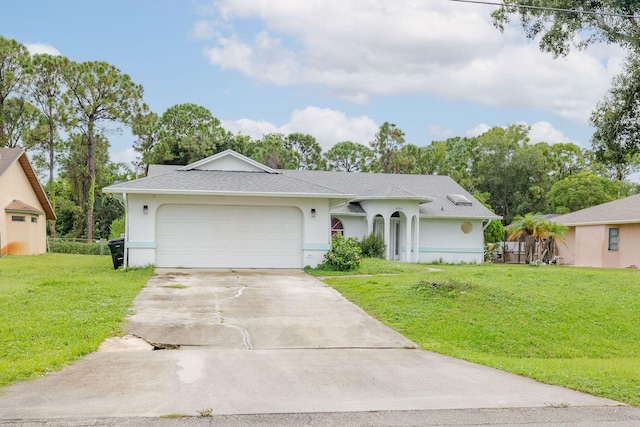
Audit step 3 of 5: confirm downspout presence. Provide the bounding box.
[482,219,491,230]
[123,192,128,270]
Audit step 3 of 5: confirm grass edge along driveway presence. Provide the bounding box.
[0,254,154,388]
[308,259,640,407]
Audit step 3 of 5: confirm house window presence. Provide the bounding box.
[11,215,25,222]
[608,228,619,251]
[373,216,384,238]
[331,217,344,236]
[31,217,38,223]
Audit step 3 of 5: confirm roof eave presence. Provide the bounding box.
[17,153,56,220]
[103,187,356,200]
[420,213,503,220]
[352,196,434,203]
[559,219,640,227]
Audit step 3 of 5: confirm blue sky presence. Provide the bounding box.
[3,0,625,166]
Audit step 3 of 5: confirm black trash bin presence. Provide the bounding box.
[107,237,125,269]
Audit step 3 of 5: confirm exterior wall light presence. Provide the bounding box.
[143,205,149,214]
[311,208,316,217]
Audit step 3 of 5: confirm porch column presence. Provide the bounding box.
[384,215,391,260]
[413,215,420,262]
[403,214,411,262]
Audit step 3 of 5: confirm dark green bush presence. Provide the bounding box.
[48,239,109,255]
[322,233,362,271]
[359,232,386,258]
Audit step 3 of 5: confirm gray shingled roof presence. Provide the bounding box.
[146,164,179,177]
[554,194,640,226]
[105,155,500,220]
[104,169,353,198]
[282,170,500,219]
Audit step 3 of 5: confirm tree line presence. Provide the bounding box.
[2,34,639,242]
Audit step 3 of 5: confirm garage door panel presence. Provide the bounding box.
[156,204,303,268]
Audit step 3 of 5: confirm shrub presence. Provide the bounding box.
[48,239,108,255]
[322,233,362,271]
[359,232,386,258]
[109,216,126,239]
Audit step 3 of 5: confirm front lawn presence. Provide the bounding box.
[0,254,154,387]
[309,260,640,406]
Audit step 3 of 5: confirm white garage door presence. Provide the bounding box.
[156,204,303,268]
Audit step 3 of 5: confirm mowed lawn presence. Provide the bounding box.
[311,260,640,407]
[0,254,154,387]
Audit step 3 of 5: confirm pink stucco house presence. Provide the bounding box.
[555,194,640,268]
[0,148,56,255]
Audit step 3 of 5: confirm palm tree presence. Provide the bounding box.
[507,213,546,264]
[540,221,569,263]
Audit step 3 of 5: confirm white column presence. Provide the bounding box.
[403,213,411,262]
[384,215,391,260]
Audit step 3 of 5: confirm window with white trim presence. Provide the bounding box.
[331,217,344,236]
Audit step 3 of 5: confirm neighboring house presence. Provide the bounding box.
[0,148,56,255]
[103,150,500,269]
[554,194,640,268]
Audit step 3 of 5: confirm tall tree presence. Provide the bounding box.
[324,141,375,172]
[131,111,159,174]
[0,97,41,148]
[62,60,144,240]
[547,171,635,213]
[370,121,405,173]
[429,137,478,189]
[0,36,30,146]
[250,133,299,169]
[590,55,640,180]
[546,142,590,180]
[147,103,231,165]
[492,1,640,57]
[473,125,536,223]
[24,54,68,183]
[285,133,325,170]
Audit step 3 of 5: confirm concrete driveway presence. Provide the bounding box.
[0,269,632,422]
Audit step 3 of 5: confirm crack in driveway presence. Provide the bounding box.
[215,285,253,350]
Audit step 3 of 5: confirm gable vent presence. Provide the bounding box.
[447,194,472,206]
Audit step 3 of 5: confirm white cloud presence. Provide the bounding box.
[25,43,61,56]
[221,106,379,150]
[198,0,624,123]
[466,123,491,137]
[221,118,279,140]
[190,20,217,40]
[110,147,138,167]
[527,121,574,145]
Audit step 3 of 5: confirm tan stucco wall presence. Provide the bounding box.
[557,226,576,265]
[0,161,47,255]
[558,223,640,268]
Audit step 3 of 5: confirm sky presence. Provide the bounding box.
[2,0,627,167]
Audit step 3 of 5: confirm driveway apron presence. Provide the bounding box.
[0,269,622,419]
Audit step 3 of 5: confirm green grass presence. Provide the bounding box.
[0,254,154,387]
[314,260,640,406]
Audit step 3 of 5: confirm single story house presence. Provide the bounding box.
[554,194,640,268]
[0,148,56,255]
[103,150,501,269]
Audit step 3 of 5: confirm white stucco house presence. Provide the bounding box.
[103,150,501,269]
